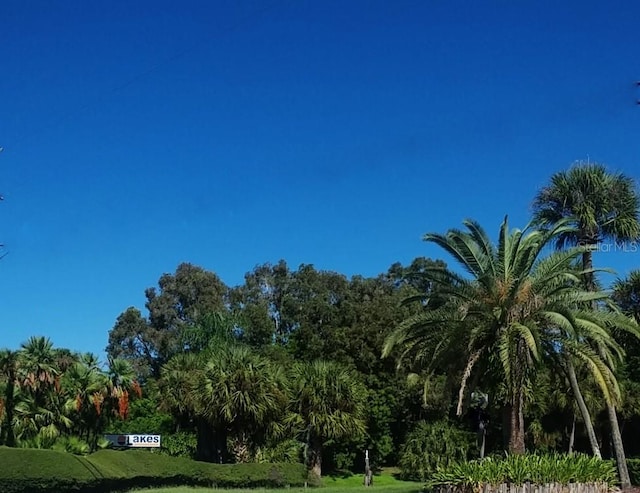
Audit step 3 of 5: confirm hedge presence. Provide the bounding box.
[0,447,309,493]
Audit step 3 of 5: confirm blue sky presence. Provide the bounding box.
[1,0,639,356]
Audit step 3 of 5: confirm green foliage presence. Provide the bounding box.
[105,398,173,435]
[0,447,308,492]
[385,216,636,454]
[160,432,197,459]
[626,458,640,486]
[428,453,617,488]
[255,438,304,464]
[51,436,91,455]
[399,420,475,481]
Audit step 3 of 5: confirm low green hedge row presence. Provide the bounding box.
[0,447,309,493]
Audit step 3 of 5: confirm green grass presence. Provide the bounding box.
[134,469,423,493]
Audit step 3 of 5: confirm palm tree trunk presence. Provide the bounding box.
[507,389,526,454]
[583,248,630,488]
[308,436,323,479]
[568,414,576,453]
[231,431,251,463]
[608,402,630,488]
[479,424,486,459]
[1,371,16,447]
[566,358,601,458]
[195,417,217,462]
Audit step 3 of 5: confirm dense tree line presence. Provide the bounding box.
[0,337,140,453]
[1,162,639,483]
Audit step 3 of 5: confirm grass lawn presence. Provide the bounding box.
[133,469,423,493]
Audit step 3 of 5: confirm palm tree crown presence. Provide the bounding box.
[532,162,640,249]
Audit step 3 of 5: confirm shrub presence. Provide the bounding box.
[627,458,640,486]
[159,432,197,459]
[399,420,475,481]
[256,438,304,463]
[428,453,617,489]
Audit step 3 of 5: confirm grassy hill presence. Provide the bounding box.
[0,447,308,493]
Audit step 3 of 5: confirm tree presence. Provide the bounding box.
[230,260,295,347]
[0,349,19,446]
[383,217,630,454]
[107,263,230,377]
[533,163,640,488]
[18,337,58,406]
[106,307,156,378]
[196,345,288,463]
[287,360,367,478]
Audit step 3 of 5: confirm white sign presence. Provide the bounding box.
[104,434,161,448]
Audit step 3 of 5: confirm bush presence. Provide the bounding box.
[256,438,304,463]
[627,458,640,486]
[399,420,475,481]
[428,453,617,489]
[0,447,308,493]
[159,432,197,459]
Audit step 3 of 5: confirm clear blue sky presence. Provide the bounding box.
[1,0,639,356]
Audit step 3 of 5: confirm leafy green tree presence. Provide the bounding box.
[533,163,640,487]
[384,217,631,454]
[287,360,367,478]
[286,265,351,362]
[230,260,295,347]
[181,312,237,353]
[108,263,230,377]
[106,307,156,378]
[145,262,228,335]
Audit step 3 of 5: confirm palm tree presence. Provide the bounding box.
[106,357,141,421]
[159,352,216,461]
[18,337,58,403]
[196,345,288,463]
[383,217,632,454]
[62,360,108,445]
[287,360,367,478]
[533,163,640,488]
[0,349,19,446]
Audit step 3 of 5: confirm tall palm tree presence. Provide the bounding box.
[383,217,632,454]
[286,360,367,478]
[533,163,640,488]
